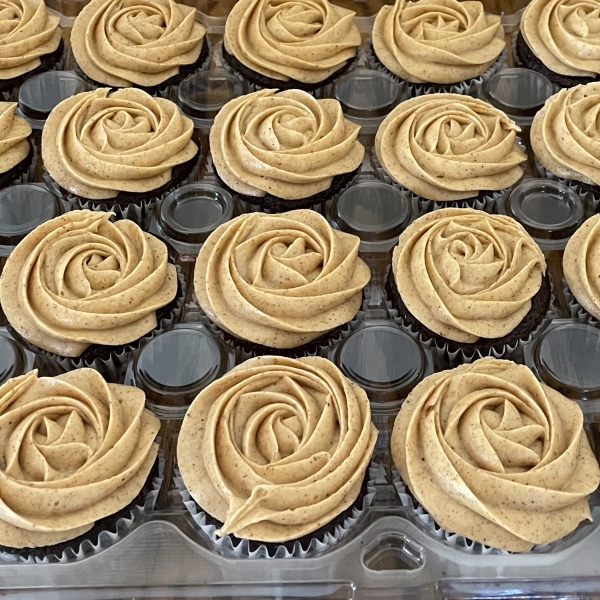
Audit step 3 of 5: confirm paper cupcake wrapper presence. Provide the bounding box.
[175,464,376,559]
[563,279,600,325]
[1,451,164,564]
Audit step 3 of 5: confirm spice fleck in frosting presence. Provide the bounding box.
[392,209,546,343]
[375,94,526,201]
[71,0,206,88]
[194,210,370,349]
[0,102,31,173]
[0,210,178,358]
[392,358,600,552]
[0,369,159,548]
[224,0,360,84]
[372,0,505,84]
[177,355,378,543]
[42,87,198,200]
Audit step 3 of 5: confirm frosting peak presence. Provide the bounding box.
[0,102,31,173]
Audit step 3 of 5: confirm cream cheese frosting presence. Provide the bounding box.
[177,355,378,543]
[563,214,600,320]
[0,102,31,174]
[211,89,364,200]
[194,209,370,349]
[224,0,360,84]
[375,94,526,201]
[531,83,600,186]
[0,369,159,548]
[42,87,198,200]
[0,210,178,358]
[392,209,546,343]
[0,0,61,81]
[392,358,600,552]
[372,0,505,84]
[70,0,206,88]
[521,0,600,77]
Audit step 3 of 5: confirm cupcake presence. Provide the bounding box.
[392,357,600,552]
[371,0,506,97]
[0,103,34,187]
[0,368,160,558]
[210,89,364,211]
[0,210,182,371]
[375,94,527,210]
[531,83,600,208]
[222,0,360,92]
[387,208,550,359]
[0,0,63,96]
[518,0,600,89]
[563,214,600,321]
[177,355,378,553]
[42,87,199,219]
[70,0,207,96]
[194,210,371,356]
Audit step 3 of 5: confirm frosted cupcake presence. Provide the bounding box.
[0,103,34,188]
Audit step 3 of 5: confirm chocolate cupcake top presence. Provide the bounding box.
[392,357,600,552]
[392,209,546,343]
[0,210,178,357]
[224,0,360,84]
[0,0,61,81]
[521,0,600,78]
[0,368,159,548]
[372,0,505,84]
[194,210,370,349]
[375,94,526,201]
[42,87,198,200]
[531,83,600,186]
[177,355,378,543]
[563,214,600,320]
[70,0,206,88]
[210,89,364,200]
[0,102,31,173]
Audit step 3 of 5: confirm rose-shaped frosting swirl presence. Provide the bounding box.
[194,210,370,349]
[177,355,378,542]
[0,102,31,173]
[224,0,360,84]
[392,358,600,552]
[392,209,546,343]
[531,83,600,186]
[521,0,600,77]
[0,210,177,357]
[564,214,600,320]
[375,94,526,201]
[372,0,505,84]
[42,87,197,200]
[0,0,61,80]
[211,89,364,200]
[0,369,159,548]
[71,0,206,88]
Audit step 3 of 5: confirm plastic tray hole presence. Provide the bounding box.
[363,533,424,572]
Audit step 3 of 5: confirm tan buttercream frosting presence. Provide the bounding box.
[392,357,600,552]
[0,102,31,174]
[194,209,370,349]
[563,214,600,320]
[521,0,600,77]
[42,87,198,200]
[211,89,364,201]
[0,210,178,358]
[531,83,600,186]
[375,94,526,201]
[70,0,206,88]
[177,355,378,543]
[372,0,505,84]
[392,208,546,343]
[0,0,61,81]
[224,0,360,84]
[0,369,159,548]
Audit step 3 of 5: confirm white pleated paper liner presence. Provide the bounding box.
[175,465,377,559]
[0,451,165,565]
[365,40,507,98]
[563,279,600,326]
